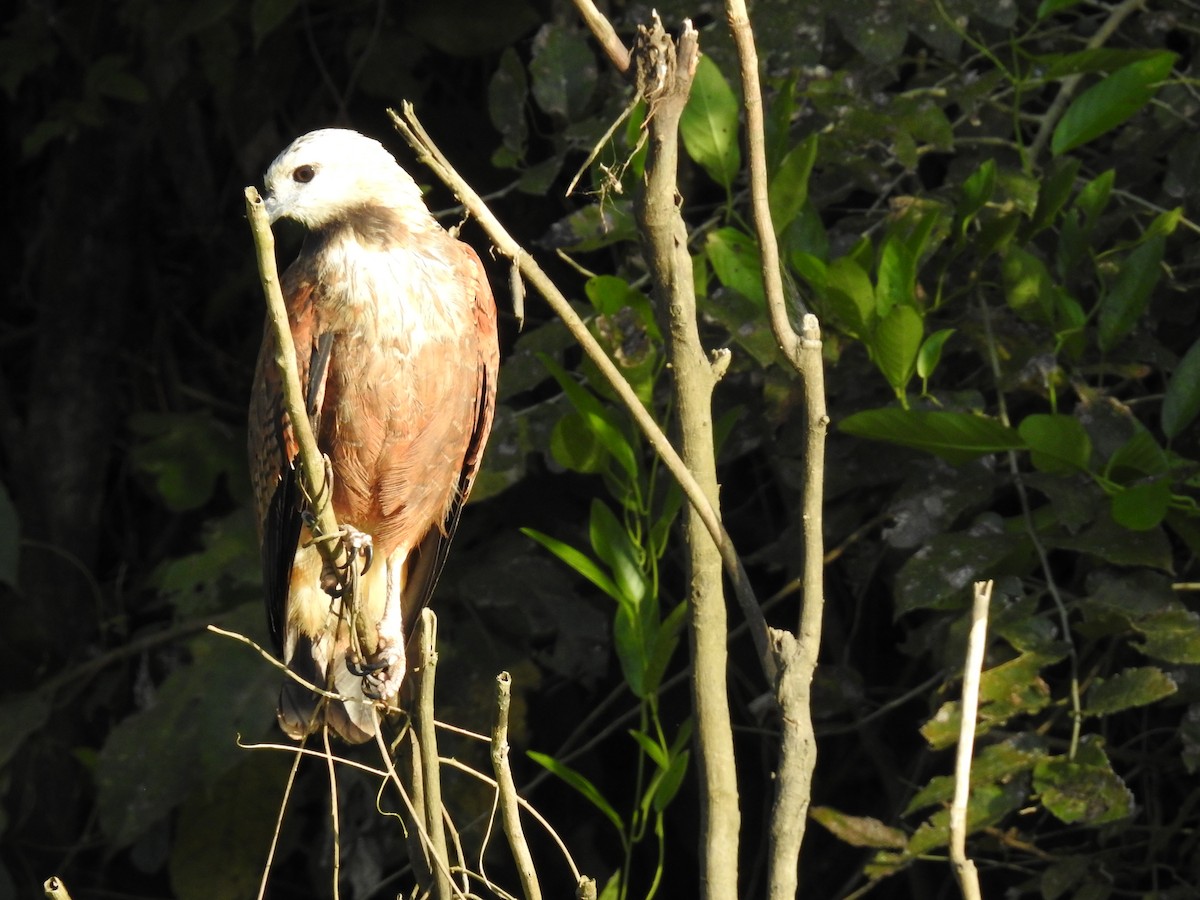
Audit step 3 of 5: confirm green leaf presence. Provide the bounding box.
[957,159,996,238]
[521,527,622,603]
[907,780,1028,855]
[1041,0,1089,21]
[1052,52,1178,155]
[538,354,639,483]
[1163,338,1200,439]
[680,55,741,189]
[650,748,690,812]
[589,500,647,606]
[810,807,907,849]
[824,255,875,337]
[1073,169,1114,226]
[1034,742,1133,824]
[706,227,764,306]
[585,275,660,338]
[1106,429,1169,479]
[1098,236,1164,351]
[839,408,1025,466]
[1110,478,1172,532]
[1085,666,1177,716]
[905,738,1046,814]
[1028,157,1080,237]
[875,232,915,316]
[1019,414,1092,475]
[870,304,923,394]
[1002,247,1056,326]
[529,24,597,118]
[1135,609,1200,664]
[768,134,818,233]
[895,530,1028,616]
[628,729,669,770]
[916,328,955,381]
[550,411,606,474]
[921,651,1064,749]
[527,751,624,835]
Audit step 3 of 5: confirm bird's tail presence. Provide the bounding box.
[278,635,377,744]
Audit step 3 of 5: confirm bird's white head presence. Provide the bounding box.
[261,129,427,230]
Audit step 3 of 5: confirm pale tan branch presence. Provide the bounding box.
[243,189,346,575]
[571,0,631,76]
[631,16,741,900]
[950,581,992,900]
[724,0,802,369]
[43,877,73,900]
[491,672,542,900]
[412,609,453,900]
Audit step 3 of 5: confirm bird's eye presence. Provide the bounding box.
[293,165,316,183]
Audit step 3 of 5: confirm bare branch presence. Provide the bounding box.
[724,0,802,368]
[242,189,346,575]
[491,672,542,900]
[412,609,453,900]
[43,877,73,900]
[571,0,631,76]
[631,16,741,899]
[950,581,992,900]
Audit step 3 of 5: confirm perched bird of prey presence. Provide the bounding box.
[248,129,499,743]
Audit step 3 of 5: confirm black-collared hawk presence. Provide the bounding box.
[248,129,499,743]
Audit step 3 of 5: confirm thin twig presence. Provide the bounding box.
[43,877,73,900]
[492,672,542,900]
[440,757,586,884]
[323,725,342,900]
[570,0,631,76]
[949,580,992,900]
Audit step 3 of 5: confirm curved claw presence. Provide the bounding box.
[360,541,374,575]
[346,656,388,677]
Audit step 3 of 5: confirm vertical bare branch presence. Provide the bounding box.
[950,581,992,900]
[724,0,802,368]
[721,2,830,891]
[492,672,542,900]
[632,17,741,899]
[43,877,73,900]
[412,609,453,900]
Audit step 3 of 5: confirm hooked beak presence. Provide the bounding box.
[262,193,285,225]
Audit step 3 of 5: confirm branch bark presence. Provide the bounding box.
[492,672,542,900]
[412,609,453,900]
[631,17,740,899]
[950,581,992,900]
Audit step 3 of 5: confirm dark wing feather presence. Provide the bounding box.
[248,278,327,654]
